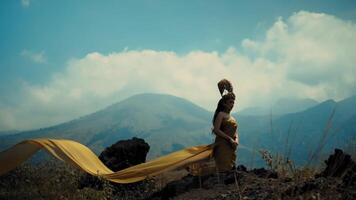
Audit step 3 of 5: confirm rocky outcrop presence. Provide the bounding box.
[316,148,356,189]
[98,137,150,171]
[251,167,278,179]
[149,149,356,200]
[79,137,150,190]
[149,165,278,199]
[317,148,355,178]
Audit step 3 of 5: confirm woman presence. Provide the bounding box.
[212,79,239,172]
[189,79,239,176]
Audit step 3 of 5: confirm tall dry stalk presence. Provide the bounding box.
[260,110,303,177]
[307,105,337,166]
[283,119,294,161]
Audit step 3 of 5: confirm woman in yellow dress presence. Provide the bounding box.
[212,79,239,172]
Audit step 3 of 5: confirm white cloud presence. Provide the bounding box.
[21,0,30,7]
[242,11,356,99]
[1,11,356,131]
[21,50,47,64]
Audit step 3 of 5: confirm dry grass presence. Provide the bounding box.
[153,169,189,190]
[0,162,113,200]
[0,158,159,200]
[258,105,342,180]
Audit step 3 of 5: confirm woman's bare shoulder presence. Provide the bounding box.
[217,111,229,119]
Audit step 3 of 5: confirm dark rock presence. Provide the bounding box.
[282,176,342,199]
[98,137,150,171]
[341,189,356,200]
[314,148,356,197]
[150,175,197,199]
[79,137,150,191]
[251,168,278,179]
[342,164,356,187]
[283,177,292,182]
[317,149,355,178]
[283,182,309,198]
[149,169,245,199]
[301,179,321,192]
[202,175,220,188]
[236,164,247,172]
[222,171,240,185]
[78,174,105,190]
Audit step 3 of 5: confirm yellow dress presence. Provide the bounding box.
[213,116,238,172]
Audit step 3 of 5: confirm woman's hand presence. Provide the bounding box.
[229,137,238,147]
[234,137,239,147]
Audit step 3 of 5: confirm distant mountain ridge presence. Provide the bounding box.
[0,93,213,159]
[0,130,20,136]
[1,93,355,167]
[239,98,319,116]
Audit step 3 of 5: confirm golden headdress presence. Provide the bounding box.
[217,79,235,99]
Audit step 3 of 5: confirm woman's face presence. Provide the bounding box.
[224,98,235,112]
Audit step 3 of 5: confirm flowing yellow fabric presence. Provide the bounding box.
[0,138,213,183]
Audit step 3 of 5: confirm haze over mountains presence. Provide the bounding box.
[0,93,355,167]
[0,94,213,159]
[239,98,319,116]
[241,96,356,165]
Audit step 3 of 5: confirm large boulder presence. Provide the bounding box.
[317,148,354,178]
[79,137,150,190]
[99,137,150,171]
[316,148,356,194]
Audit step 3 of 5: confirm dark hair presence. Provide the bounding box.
[212,92,235,125]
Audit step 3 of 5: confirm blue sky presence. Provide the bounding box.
[1,0,356,130]
[1,0,355,85]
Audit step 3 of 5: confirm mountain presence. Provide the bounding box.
[0,93,355,167]
[245,96,356,166]
[0,93,213,159]
[0,130,20,136]
[239,98,319,116]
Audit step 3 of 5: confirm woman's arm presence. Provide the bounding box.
[213,112,236,144]
[235,130,239,145]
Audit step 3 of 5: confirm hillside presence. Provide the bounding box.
[242,96,356,166]
[0,93,355,166]
[239,98,319,116]
[0,93,213,158]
